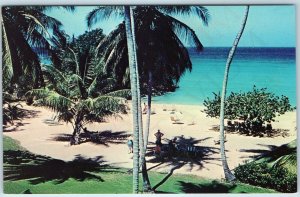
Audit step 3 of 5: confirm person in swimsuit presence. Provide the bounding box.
[127,135,133,153]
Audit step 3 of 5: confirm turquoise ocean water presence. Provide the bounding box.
[152,47,296,106]
[39,47,296,106]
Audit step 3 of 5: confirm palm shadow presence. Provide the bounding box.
[178,180,237,193]
[3,150,120,184]
[51,130,130,147]
[147,136,220,190]
[147,136,220,171]
[239,141,296,161]
[3,108,40,132]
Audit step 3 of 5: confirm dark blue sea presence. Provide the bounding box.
[153,47,296,106]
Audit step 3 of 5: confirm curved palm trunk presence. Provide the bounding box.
[219,5,249,182]
[124,6,140,194]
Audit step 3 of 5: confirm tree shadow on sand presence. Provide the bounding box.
[239,142,296,161]
[147,136,221,191]
[3,150,120,184]
[147,136,220,171]
[51,130,130,147]
[176,180,237,193]
[3,108,40,132]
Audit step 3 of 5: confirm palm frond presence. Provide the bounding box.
[86,6,123,28]
[82,95,126,116]
[42,64,66,79]
[42,6,75,12]
[272,152,297,174]
[104,89,131,99]
[3,19,43,87]
[195,6,210,26]
[67,74,84,98]
[21,13,51,38]
[95,23,124,56]
[67,47,80,75]
[167,15,203,51]
[157,5,210,26]
[28,88,74,112]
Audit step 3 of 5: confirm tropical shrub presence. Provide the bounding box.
[203,86,294,136]
[234,161,297,193]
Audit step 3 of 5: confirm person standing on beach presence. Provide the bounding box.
[154,129,164,147]
[127,135,133,153]
[142,102,148,114]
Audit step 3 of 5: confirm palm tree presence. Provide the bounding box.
[2,6,74,94]
[124,6,140,194]
[87,6,209,192]
[219,5,250,182]
[27,29,131,145]
[134,6,209,163]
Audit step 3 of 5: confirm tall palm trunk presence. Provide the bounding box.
[144,71,152,151]
[139,70,153,191]
[124,6,140,194]
[129,6,152,192]
[129,10,152,193]
[219,5,249,182]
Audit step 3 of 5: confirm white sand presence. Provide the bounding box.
[3,103,296,180]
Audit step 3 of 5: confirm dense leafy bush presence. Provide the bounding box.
[203,86,294,136]
[234,162,297,193]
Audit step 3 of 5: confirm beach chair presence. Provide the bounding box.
[170,116,183,124]
[162,105,167,111]
[186,146,198,157]
[151,108,156,115]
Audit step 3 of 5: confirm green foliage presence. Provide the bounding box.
[90,6,209,95]
[27,30,130,140]
[235,140,297,193]
[3,92,25,125]
[203,87,293,135]
[204,86,293,122]
[53,28,105,75]
[3,103,24,125]
[273,152,297,175]
[2,6,72,94]
[234,161,297,193]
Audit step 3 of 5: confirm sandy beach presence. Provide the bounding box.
[3,103,297,180]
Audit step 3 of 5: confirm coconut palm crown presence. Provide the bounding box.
[27,30,131,145]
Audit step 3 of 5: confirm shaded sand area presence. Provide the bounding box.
[3,103,296,180]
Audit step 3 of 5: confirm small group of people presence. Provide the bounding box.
[127,129,178,158]
[154,130,178,158]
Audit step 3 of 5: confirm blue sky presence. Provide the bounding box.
[47,5,296,47]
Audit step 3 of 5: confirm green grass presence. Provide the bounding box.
[3,136,277,194]
[3,135,25,151]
